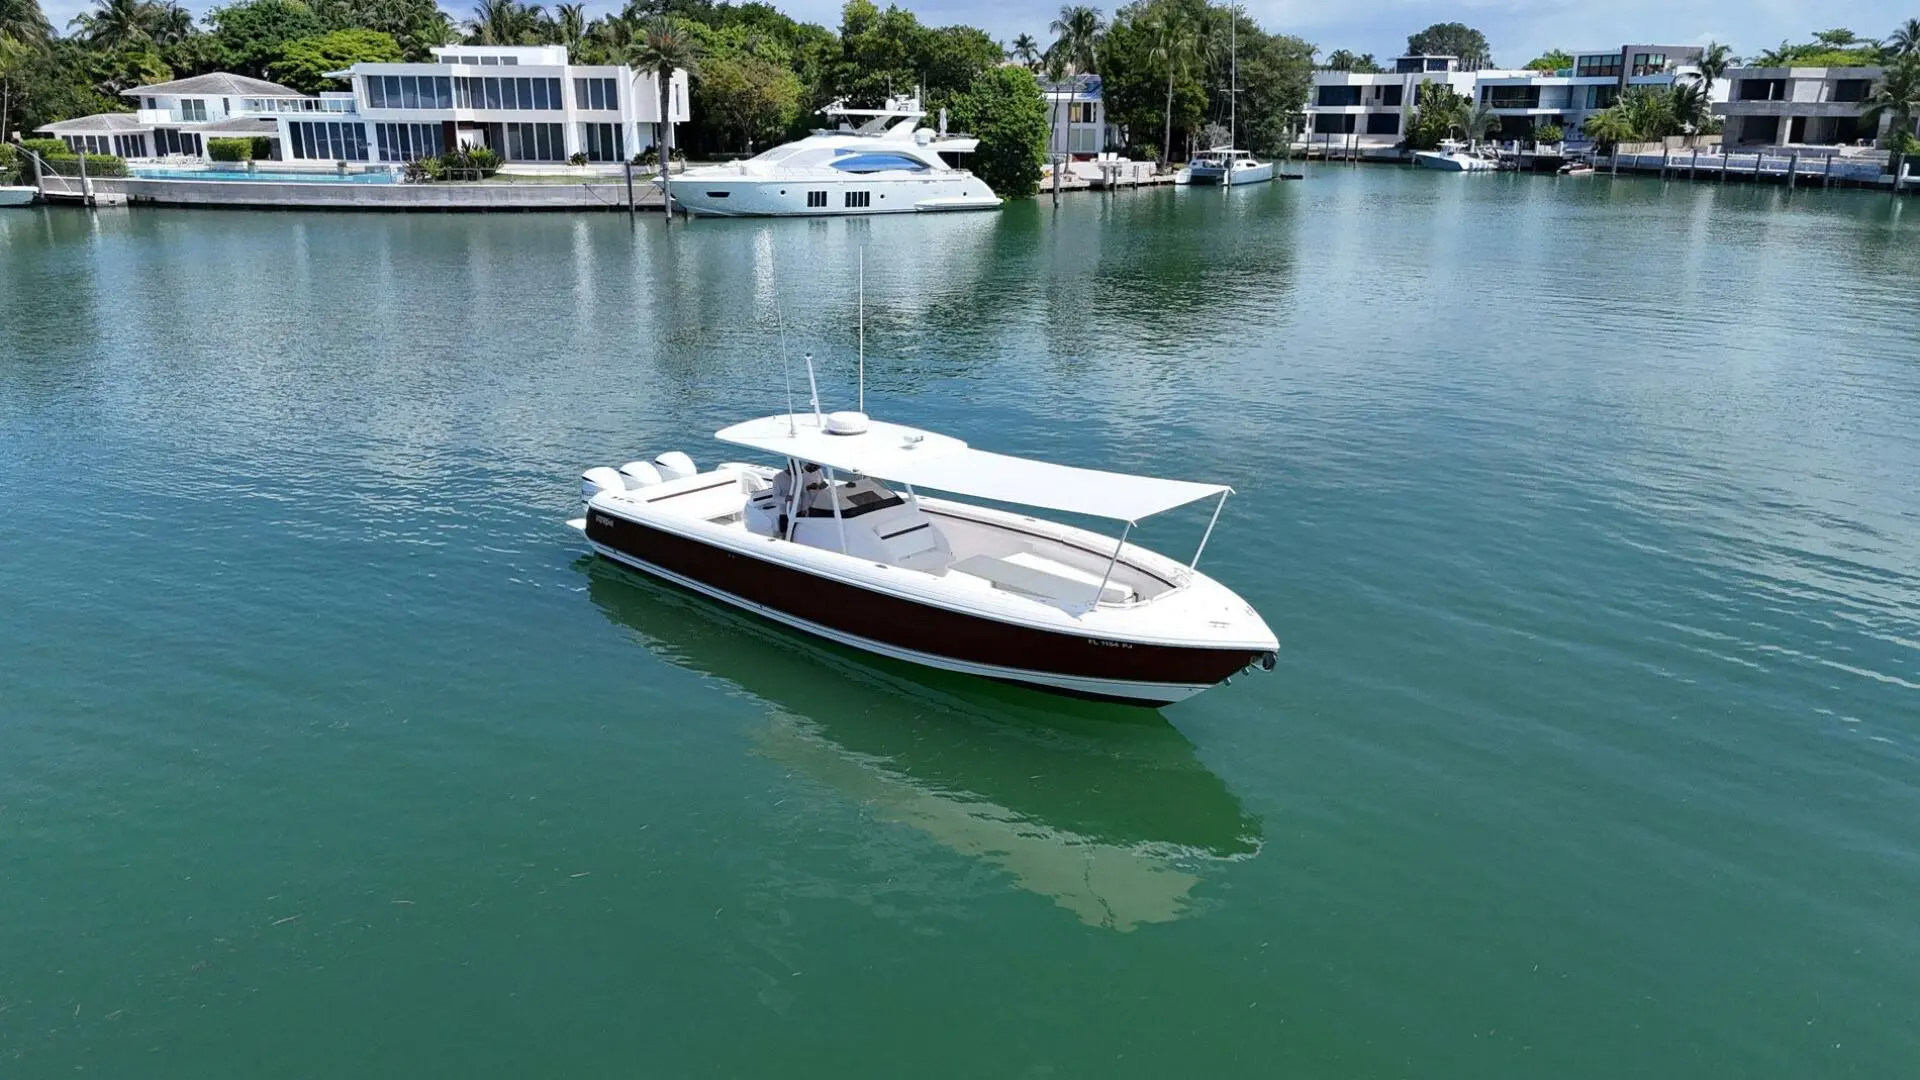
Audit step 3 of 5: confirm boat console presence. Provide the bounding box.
[745,473,953,573]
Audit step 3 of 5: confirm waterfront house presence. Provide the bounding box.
[37,45,690,167]
[1303,55,1479,155]
[1040,74,1115,158]
[1473,45,1712,146]
[1713,66,1911,147]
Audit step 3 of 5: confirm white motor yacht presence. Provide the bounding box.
[663,97,1002,217]
[570,408,1278,707]
[1412,140,1498,172]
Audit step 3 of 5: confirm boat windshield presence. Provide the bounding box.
[749,144,806,164]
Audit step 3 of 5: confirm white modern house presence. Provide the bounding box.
[1473,44,1709,146]
[38,45,690,167]
[1305,54,1482,153]
[1303,55,1478,154]
[1040,74,1114,157]
[1713,66,1909,147]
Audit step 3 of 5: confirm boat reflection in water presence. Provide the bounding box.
[580,559,1263,931]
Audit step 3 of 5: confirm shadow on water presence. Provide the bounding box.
[576,555,1263,931]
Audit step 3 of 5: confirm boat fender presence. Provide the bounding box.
[618,461,664,489]
[580,467,625,503]
[653,451,697,481]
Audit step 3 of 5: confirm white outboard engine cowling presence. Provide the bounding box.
[580,467,625,504]
[618,461,664,489]
[653,451,696,481]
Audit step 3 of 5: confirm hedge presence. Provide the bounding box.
[20,137,67,159]
[208,138,254,163]
[39,154,130,178]
[250,135,275,161]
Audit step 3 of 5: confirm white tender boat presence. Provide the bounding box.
[0,186,37,206]
[570,408,1278,707]
[1412,140,1498,172]
[663,97,1001,217]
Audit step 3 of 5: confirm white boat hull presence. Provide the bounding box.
[0,186,37,206]
[1412,151,1496,172]
[571,467,1278,708]
[665,174,1000,217]
[1186,162,1274,186]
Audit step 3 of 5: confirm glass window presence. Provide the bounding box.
[548,79,562,109]
[479,55,497,66]
[436,77,452,109]
[400,76,418,109]
[1317,86,1361,107]
[513,78,530,109]
[485,79,501,109]
[574,78,587,108]
[532,77,548,110]
[368,79,385,109]
[502,57,517,66]
[1380,84,1403,107]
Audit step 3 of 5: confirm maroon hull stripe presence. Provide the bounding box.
[586,510,1259,692]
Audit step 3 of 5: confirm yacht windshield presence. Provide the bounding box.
[749,145,805,163]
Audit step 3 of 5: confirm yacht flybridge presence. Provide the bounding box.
[662,97,1002,217]
[569,410,1278,707]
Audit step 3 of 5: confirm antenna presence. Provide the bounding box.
[804,353,823,424]
[857,248,865,414]
[773,244,796,436]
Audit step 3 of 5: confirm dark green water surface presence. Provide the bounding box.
[3,170,1918,1077]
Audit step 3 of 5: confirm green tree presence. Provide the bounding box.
[913,23,1001,106]
[1861,54,1920,147]
[1460,102,1500,146]
[551,1,584,50]
[1668,78,1709,131]
[1886,18,1920,59]
[1145,0,1203,162]
[1525,48,1571,71]
[465,0,543,46]
[68,0,156,49]
[947,62,1046,196]
[1404,79,1469,149]
[1406,21,1489,68]
[695,52,799,152]
[1,0,51,43]
[1010,32,1039,68]
[1045,4,1102,159]
[1581,106,1632,151]
[628,15,696,184]
[1692,41,1733,98]
[315,0,452,60]
[273,28,401,92]
[208,0,325,78]
[1323,47,1355,70]
[1532,121,1563,145]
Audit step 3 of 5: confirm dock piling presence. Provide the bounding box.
[624,162,635,218]
[1787,153,1799,189]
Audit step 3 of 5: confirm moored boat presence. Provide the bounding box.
[570,410,1277,707]
[1413,140,1498,172]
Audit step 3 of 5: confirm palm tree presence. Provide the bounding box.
[628,16,697,206]
[1,0,52,43]
[1459,103,1501,148]
[1689,41,1734,98]
[1669,80,1710,131]
[69,0,152,49]
[1046,6,1102,163]
[1582,107,1634,152]
[1146,2,1200,163]
[553,2,585,51]
[467,0,543,46]
[1886,18,1920,59]
[1010,32,1039,69]
[1324,48,1355,71]
[1754,40,1796,66]
[1860,55,1920,147]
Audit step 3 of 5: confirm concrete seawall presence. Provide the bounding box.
[76,177,668,211]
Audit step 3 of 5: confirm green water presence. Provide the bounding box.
[3,170,1918,1077]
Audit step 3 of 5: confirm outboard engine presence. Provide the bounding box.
[653,451,696,481]
[580,467,625,504]
[619,461,663,489]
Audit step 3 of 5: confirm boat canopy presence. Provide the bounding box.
[715,413,1229,522]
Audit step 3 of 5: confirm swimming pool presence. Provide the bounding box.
[131,169,398,184]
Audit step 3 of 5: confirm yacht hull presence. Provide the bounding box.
[583,509,1266,706]
[1186,163,1274,186]
[665,175,1000,217]
[1412,152,1495,172]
